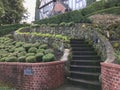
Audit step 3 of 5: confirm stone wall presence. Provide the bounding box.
[0,61,65,90]
[101,63,120,90]
[14,23,115,61]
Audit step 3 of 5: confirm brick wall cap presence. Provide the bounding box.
[101,62,120,69]
[0,61,65,66]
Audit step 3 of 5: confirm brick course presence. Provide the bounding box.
[101,62,120,90]
[0,61,65,90]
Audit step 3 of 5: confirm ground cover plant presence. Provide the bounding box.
[115,51,120,64]
[0,36,61,63]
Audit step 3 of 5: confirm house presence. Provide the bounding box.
[35,0,87,20]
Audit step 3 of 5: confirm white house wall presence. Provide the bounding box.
[38,0,87,20]
[68,0,86,10]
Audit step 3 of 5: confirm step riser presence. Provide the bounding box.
[70,67,100,73]
[71,45,92,47]
[69,80,101,90]
[72,48,94,51]
[72,52,96,55]
[72,57,99,60]
[70,41,87,43]
[71,73,99,81]
[71,61,100,66]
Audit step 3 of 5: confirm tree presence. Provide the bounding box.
[0,1,4,17]
[0,0,27,24]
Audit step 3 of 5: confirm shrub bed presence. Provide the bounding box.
[0,36,58,63]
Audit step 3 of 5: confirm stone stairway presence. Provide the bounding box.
[67,39,101,90]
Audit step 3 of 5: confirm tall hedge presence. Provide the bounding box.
[34,0,120,25]
[34,10,91,24]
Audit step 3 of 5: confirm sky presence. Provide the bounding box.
[23,0,36,23]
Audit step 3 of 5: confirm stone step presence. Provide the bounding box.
[67,77,101,90]
[72,55,100,60]
[72,47,94,51]
[69,39,101,90]
[70,71,100,81]
[72,51,97,55]
[70,65,100,73]
[71,60,100,66]
[70,44,92,47]
[70,39,86,43]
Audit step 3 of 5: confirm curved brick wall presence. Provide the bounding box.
[0,61,65,90]
[101,63,120,90]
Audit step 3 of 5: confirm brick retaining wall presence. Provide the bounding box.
[101,63,120,90]
[0,61,65,90]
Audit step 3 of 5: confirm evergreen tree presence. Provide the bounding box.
[0,0,26,24]
[0,1,4,17]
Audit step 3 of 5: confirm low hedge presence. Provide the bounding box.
[0,24,29,36]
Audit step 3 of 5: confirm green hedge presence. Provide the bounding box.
[34,10,91,24]
[34,0,120,25]
[0,24,29,36]
[90,6,120,15]
[81,1,104,16]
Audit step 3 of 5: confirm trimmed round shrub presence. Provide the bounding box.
[42,53,55,62]
[26,56,36,63]
[0,58,6,62]
[37,49,45,53]
[15,42,24,47]
[35,53,44,62]
[113,42,120,48]
[9,48,15,53]
[28,47,37,53]
[32,42,40,48]
[14,47,25,52]
[5,56,17,62]
[26,53,35,57]
[23,43,32,51]
[18,56,26,62]
[17,51,26,57]
[12,41,16,45]
[44,49,54,54]
[39,44,48,49]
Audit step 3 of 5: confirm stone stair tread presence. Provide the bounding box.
[72,51,96,53]
[72,49,94,51]
[70,71,100,76]
[72,55,99,57]
[71,60,100,62]
[67,77,100,86]
[70,65,100,68]
[69,39,101,89]
[72,51,95,52]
